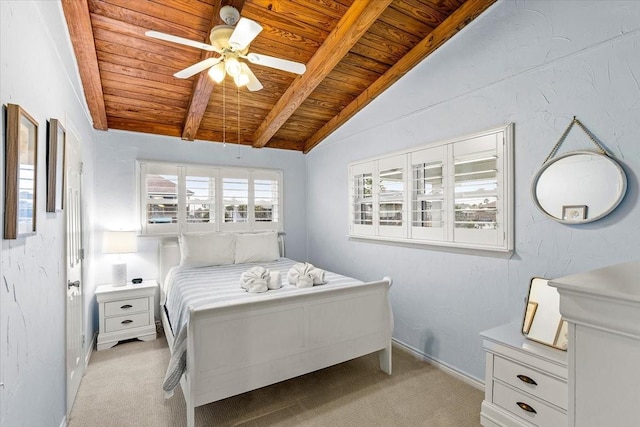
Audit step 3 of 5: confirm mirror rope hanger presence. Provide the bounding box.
[543,116,609,164]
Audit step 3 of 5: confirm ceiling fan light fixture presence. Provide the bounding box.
[208,61,226,83]
[225,57,242,77]
[219,5,240,26]
[234,72,250,87]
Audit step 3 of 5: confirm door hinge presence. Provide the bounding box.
[80,161,84,174]
[82,335,86,347]
[79,248,85,260]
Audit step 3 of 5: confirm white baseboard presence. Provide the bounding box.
[392,338,485,391]
[59,415,67,427]
[85,332,97,367]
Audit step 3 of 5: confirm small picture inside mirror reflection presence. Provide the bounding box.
[562,205,587,221]
[554,320,569,350]
[523,301,538,334]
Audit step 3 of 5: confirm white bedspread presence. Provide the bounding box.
[162,258,363,394]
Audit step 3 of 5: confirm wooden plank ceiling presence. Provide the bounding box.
[62,0,495,153]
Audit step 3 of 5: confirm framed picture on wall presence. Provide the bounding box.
[4,103,38,239]
[562,205,587,221]
[46,119,65,212]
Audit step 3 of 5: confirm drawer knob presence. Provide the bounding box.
[121,304,133,309]
[517,374,538,386]
[516,401,537,414]
[121,319,133,325]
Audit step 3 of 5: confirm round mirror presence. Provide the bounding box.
[532,151,627,224]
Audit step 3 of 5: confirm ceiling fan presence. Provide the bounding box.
[145,5,306,92]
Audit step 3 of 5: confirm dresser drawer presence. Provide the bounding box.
[104,297,149,317]
[494,355,567,409]
[105,312,151,333]
[493,381,566,426]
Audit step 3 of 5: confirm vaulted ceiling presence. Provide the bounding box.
[62,0,495,153]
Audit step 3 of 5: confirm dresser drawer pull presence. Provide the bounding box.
[121,319,133,325]
[120,304,133,309]
[516,374,538,386]
[516,401,537,414]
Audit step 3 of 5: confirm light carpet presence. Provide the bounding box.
[68,335,483,426]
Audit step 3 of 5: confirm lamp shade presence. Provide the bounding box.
[103,231,138,254]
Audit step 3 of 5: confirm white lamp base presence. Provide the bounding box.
[112,263,127,287]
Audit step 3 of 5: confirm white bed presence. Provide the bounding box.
[158,237,393,427]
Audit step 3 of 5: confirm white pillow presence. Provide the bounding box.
[234,232,280,264]
[179,233,236,268]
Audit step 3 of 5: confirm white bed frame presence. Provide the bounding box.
[158,239,393,427]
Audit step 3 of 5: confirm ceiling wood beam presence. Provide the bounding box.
[251,0,393,149]
[181,0,245,141]
[302,0,497,153]
[61,0,108,130]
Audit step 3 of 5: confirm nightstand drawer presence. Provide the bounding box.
[105,312,150,333]
[493,381,566,426]
[104,297,149,317]
[494,355,567,409]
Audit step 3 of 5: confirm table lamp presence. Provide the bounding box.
[103,231,137,286]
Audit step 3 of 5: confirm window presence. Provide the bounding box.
[348,124,513,253]
[138,161,283,235]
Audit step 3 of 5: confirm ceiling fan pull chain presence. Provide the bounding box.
[237,84,241,159]
[223,79,226,147]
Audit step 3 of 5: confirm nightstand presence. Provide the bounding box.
[96,280,157,351]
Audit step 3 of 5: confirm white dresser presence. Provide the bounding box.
[481,323,567,427]
[96,280,157,351]
[550,261,640,427]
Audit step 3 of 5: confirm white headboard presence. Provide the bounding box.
[157,233,286,284]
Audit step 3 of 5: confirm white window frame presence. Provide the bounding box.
[348,124,514,253]
[137,161,283,235]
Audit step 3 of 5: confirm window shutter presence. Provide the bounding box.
[139,162,180,235]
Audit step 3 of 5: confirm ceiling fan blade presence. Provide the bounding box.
[174,57,221,79]
[241,63,263,92]
[145,30,219,53]
[245,53,306,75]
[228,18,263,51]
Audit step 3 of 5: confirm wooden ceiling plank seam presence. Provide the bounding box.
[367,19,424,48]
[251,0,394,148]
[390,0,449,27]
[289,0,349,20]
[240,3,331,44]
[146,0,214,19]
[90,16,203,64]
[61,0,108,130]
[247,0,342,33]
[108,117,183,137]
[303,0,497,153]
[181,0,245,141]
[377,5,433,39]
[103,93,187,113]
[96,50,194,79]
[90,0,210,40]
[99,62,193,89]
[248,37,316,64]
[100,70,191,93]
[102,86,190,108]
[100,0,212,31]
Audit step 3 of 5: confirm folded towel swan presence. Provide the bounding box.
[287,262,326,287]
[240,266,283,293]
[240,266,270,293]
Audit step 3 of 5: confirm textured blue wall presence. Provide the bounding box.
[305,0,640,381]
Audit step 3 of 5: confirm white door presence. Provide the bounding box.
[66,127,84,414]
